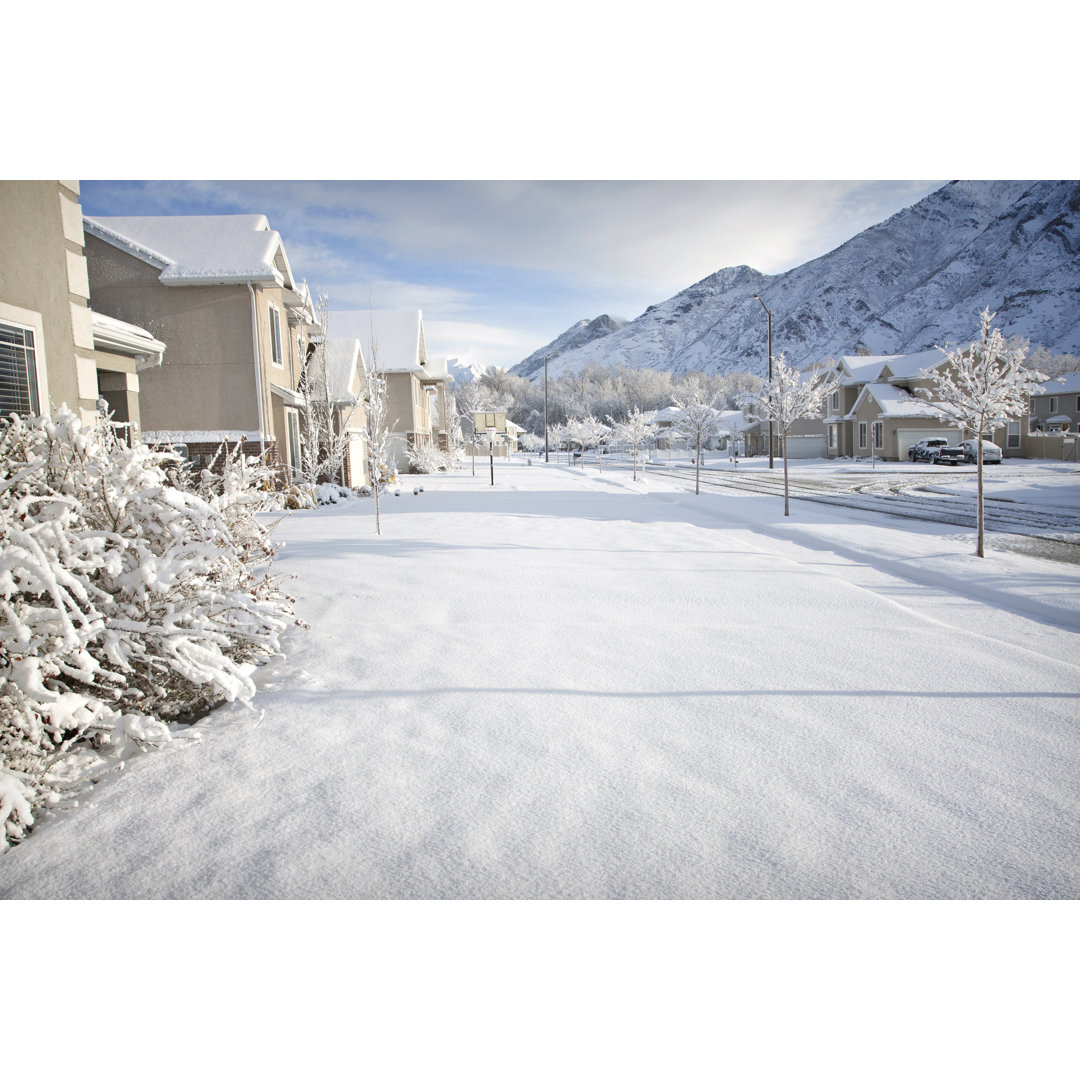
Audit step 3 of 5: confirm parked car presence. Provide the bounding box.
[960,439,1003,464]
[908,437,964,465]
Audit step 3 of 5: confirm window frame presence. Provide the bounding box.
[0,309,48,417]
[858,421,867,449]
[872,421,883,450]
[1006,420,1020,449]
[269,304,283,367]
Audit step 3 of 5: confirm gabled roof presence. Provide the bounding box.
[827,355,890,386]
[881,350,949,382]
[1033,372,1080,395]
[360,309,446,379]
[83,214,296,288]
[846,381,946,421]
[324,339,364,403]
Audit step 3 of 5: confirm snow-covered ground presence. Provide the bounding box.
[2,457,1077,899]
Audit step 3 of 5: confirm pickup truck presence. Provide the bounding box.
[908,437,964,465]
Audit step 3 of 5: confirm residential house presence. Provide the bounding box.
[822,351,964,461]
[1025,372,1080,460]
[360,310,451,474]
[0,181,162,430]
[81,213,319,471]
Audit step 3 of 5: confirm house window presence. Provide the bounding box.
[858,421,867,449]
[1048,396,1058,413]
[831,390,839,411]
[827,425,836,449]
[872,421,883,450]
[1006,421,1020,449]
[286,409,301,476]
[269,305,283,366]
[0,321,41,416]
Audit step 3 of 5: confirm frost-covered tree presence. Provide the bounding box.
[608,408,654,481]
[564,417,588,468]
[0,408,296,848]
[918,308,1046,557]
[670,392,722,495]
[577,415,611,472]
[296,294,359,488]
[547,422,568,463]
[357,354,395,536]
[750,354,826,516]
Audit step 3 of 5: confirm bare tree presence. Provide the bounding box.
[750,354,826,516]
[918,308,1046,557]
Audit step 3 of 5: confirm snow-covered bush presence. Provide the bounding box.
[404,440,456,474]
[0,408,297,848]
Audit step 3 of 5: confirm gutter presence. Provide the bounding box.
[247,283,267,459]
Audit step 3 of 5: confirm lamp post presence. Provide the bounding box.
[487,426,496,486]
[753,294,774,469]
[544,353,550,463]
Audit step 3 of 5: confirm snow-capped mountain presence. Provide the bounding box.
[510,180,1080,381]
[512,314,627,379]
[446,357,487,384]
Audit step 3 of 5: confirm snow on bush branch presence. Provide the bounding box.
[0,408,299,849]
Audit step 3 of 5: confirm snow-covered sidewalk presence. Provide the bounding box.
[3,459,1077,898]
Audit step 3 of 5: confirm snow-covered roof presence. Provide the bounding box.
[846,381,944,420]
[90,309,166,358]
[358,310,446,380]
[1044,415,1072,425]
[881,350,949,381]
[324,339,364,402]
[830,356,890,385]
[84,214,296,289]
[1034,372,1080,395]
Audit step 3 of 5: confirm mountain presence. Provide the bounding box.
[509,180,1080,381]
[446,357,487,384]
[512,314,627,379]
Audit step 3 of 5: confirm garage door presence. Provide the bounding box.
[897,427,962,460]
[785,434,828,459]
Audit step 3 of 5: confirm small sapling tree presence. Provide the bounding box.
[671,391,722,495]
[918,308,1046,557]
[750,354,826,516]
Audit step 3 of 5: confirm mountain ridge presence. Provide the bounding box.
[510,180,1080,381]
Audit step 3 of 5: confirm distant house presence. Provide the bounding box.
[359,310,451,473]
[82,213,319,471]
[0,181,162,431]
[821,351,963,461]
[1026,372,1080,460]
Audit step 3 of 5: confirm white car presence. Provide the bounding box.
[959,439,1002,464]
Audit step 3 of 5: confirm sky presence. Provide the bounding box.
[79,179,946,373]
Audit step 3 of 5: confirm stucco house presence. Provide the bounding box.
[822,351,965,460]
[359,310,451,474]
[81,213,319,471]
[1,181,162,432]
[1025,372,1080,460]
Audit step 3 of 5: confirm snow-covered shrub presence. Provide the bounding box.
[0,408,297,848]
[405,440,451,474]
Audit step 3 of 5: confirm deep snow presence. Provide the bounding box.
[2,457,1077,899]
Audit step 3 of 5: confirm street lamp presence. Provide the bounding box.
[753,294,774,469]
[487,426,496,486]
[544,353,550,463]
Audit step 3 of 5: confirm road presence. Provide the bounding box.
[638,460,1080,563]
